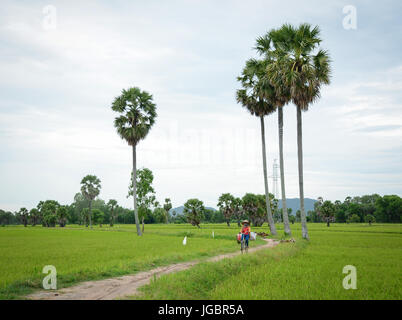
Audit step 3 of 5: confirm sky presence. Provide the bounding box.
[1,0,402,211]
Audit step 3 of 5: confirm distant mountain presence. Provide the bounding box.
[278,198,317,214]
[170,198,316,216]
[170,206,216,215]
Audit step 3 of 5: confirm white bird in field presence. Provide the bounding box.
[212,231,214,238]
[183,236,187,245]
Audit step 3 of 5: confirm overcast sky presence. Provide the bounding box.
[1,0,401,211]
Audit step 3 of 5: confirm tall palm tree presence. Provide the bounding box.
[112,87,157,236]
[81,175,101,229]
[236,58,277,235]
[255,32,292,236]
[268,24,331,239]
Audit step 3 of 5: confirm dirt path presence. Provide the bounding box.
[27,239,279,300]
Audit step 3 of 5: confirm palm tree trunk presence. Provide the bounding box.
[260,116,277,235]
[297,106,309,240]
[278,106,291,236]
[132,144,142,236]
[89,200,92,229]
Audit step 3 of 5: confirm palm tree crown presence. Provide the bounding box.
[107,199,118,209]
[81,175,101,201]
[268,23,331,110]
[112,87,157,146]
[236,58,276,117]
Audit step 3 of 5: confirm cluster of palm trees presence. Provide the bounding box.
[16,200,69,228]
[236,23,331,239]
[111,23,330,239]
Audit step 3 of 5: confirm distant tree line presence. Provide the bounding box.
[2,193,401,228]
[0,169,173,228]
[178,193,402,229]
[0,196,171,227]
[303,194,402,226]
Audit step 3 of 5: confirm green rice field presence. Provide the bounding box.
[0,223,401,299]
[134,223,402,300]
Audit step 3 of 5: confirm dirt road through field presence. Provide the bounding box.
[27,238,279,300]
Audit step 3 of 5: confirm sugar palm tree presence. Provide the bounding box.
[163,198,172,224]
[268,23,331,239]
[56,205,69,227]
[81,175,101,229]
[18,208,29,227]
[107,199,118,227]
[112,87,157,236]
[236,58,277,235]
[29,208,40,226]
[255,32,292,236]
[217,193,235,227]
